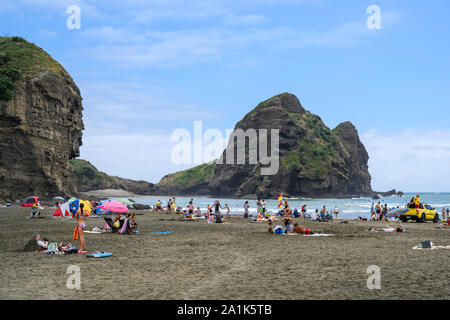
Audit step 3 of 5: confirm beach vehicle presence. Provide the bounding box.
[399,203,438,223]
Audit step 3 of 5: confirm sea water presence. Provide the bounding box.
[124,193,450,220]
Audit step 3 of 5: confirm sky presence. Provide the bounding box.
[1,0,449,192]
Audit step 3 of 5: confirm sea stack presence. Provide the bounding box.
[0,36,84,200]
[159,92,373,198]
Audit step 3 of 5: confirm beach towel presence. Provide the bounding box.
[73,224,79,240]
[412,244,450,250]
[304,233,334,237]
[151,231,173,235]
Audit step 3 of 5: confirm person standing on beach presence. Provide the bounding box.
[371,202,375,218]
[414,195,420,208]
[188,201,194,219]
[213,200,222,214]
[206,204,212,223]
[446,208,449,220]
[262,200,266,214]
[441,208,446,220]
[256,199,262,215]
[334,206,339,219]
[301,204,307,218]
[74,203,87,252]
[375,202,382,220]
[225,204,230,219]
[243,201,249,219]
[166,199,172,213]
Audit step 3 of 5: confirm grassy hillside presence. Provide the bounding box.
[157,162,215,188]
[0,36,73,100]
[70,159,115,191]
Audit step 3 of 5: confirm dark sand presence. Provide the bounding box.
[0,207,448,300]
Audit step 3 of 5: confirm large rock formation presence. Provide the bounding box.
[159,93,374,198]
[0,37,83,200]
[71,159,160,195]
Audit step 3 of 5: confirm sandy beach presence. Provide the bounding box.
[0,207,448,300]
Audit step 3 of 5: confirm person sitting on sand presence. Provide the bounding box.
[268,220,273,233]
[284,216,294,234]
[30,204,40,218]
[175,206,182,214]
[35,234,49,249]
[215,212,225,223]
[292,223,314,235]
[130,212,137,231]
[368,226,405,232]
[195,207,202,217]
[293,208,300,218]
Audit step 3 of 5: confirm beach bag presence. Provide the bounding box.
[421,241,432,249]
[113,221,120,228]
[274,226,284,234]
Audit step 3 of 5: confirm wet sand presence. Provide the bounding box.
[0,207,449,300]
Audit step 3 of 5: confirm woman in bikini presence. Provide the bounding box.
[292,223,314,235]
[74,203,87,252]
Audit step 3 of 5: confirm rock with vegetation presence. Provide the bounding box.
[157,161,215,195]
[160,93,373,198]
[71,159,160,195]
[0,36,84,200]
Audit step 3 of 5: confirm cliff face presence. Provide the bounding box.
[159,93,373,198]
[0,37,83,200]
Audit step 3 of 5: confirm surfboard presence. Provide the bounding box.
[87,251,113,258]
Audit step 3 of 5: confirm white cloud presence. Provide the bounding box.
[361,129,450,192]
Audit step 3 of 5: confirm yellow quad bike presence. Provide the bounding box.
[399,203,439,223]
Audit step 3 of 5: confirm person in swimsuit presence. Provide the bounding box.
[206,204,212,223]
[293,223,314,235]
[213,200,221,214]
[284,216,294,234]
[267,221,273,233]
[283,201,291,217]
[243,201,249,219]
[368,226,404,232]
[375,202,381,220]
[188,201,194,219]
[74,203,87,252]
[225,204,230,219]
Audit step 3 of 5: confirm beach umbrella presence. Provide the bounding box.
[98,200,129,213]
[52,196,65,202]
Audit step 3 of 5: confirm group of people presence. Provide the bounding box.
[154,198,232,224]
[267,216,315,235]
[370,202,390,221]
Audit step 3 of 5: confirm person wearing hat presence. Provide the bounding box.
[414,195,420,208]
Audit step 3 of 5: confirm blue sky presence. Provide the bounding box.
[2,0,449,192]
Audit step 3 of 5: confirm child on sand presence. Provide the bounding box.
[225,204,230,219]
